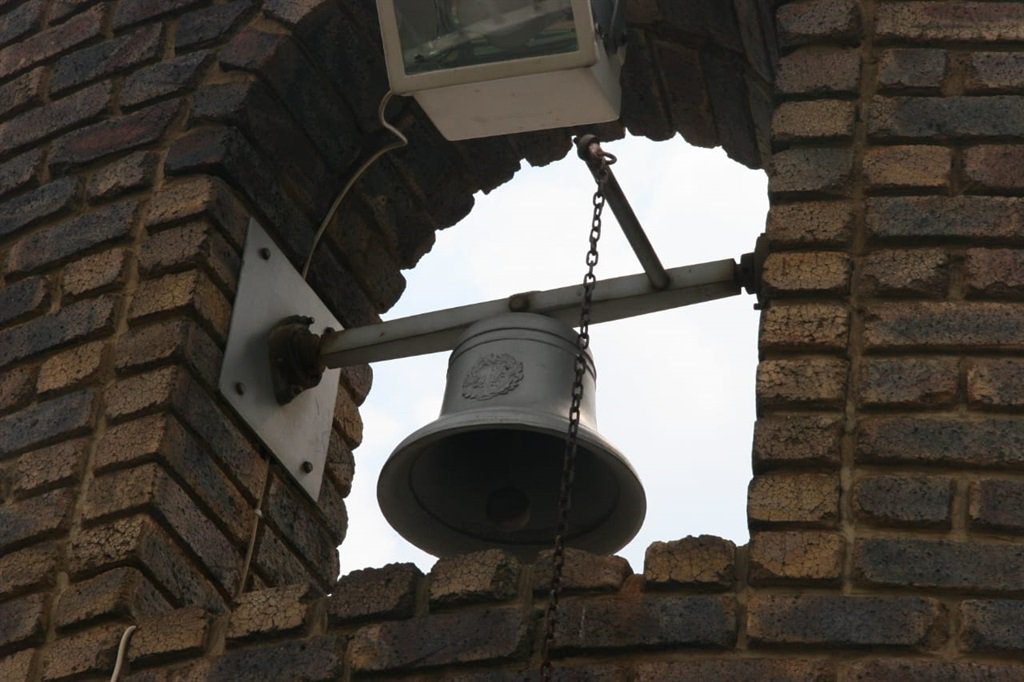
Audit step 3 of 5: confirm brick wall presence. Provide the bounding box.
[2,0,1023,679]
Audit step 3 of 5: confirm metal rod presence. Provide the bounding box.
[575,135,670,290]
[319,257,743,368]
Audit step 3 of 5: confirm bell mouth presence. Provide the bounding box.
[377,407,646,560]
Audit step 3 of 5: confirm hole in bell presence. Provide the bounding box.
[486,486,531,531]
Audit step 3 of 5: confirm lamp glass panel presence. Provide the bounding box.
[394,0,578,75]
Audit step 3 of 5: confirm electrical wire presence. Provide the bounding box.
[301,90,409,280]
[109,625,137,682]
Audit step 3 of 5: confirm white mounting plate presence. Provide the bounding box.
[219,219,341,501]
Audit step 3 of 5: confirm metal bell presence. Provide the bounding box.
[377,312,646,560]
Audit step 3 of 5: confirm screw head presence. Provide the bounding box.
[300,461,314,474]
[258,247,271,260]
[234,382,246,395]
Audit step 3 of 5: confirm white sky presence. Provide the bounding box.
[338,134,769,575]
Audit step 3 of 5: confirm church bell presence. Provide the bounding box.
[377,312,646,560]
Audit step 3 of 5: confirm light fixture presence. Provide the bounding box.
[375,0,626,140]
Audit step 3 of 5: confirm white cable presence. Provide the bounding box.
[301,90,409,280]
[109,624,137,682]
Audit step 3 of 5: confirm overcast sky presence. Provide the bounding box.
[338,134,769,575]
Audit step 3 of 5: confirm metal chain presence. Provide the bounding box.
[540,140,613,681]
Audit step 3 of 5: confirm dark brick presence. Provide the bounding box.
[637,660,833,682]
[651,42,716,148]
[139,220,240,296]
[349,607,525,672]
[748,531,843,585]
[115,317,221,386]
[756,358,848,408]
[121,50,214,109]
[0,80,112,154]
[253,525,323,592]
[324,210,406,311]
[113,0,204,29]
[0,275,47,326]
[55,567,170,630]
[861,248,948,297]
[747,594,944,649]
[772,100,856,142]
[428,550,520,607]
[620,30,674,141]
[876,3,1024,42]
[0,543,60,598]
[0,148,41,198]
[760,304,849,354]
[776,47,860,95]
[51,0,94,21]
[0,649,34,681]
[769,148,853,195]
[134,635,341,680]
[145,175,248,247]
[960,600,1024,652]
[0,487,75,551]
[854,475,953,528]
[856,538,1024,592]
[963,146,1024,193]
[969,479,1024,533]
[761,252,850,295]
[0,389,95,455]
[858,416,1024,469]
[0,66,44,118]
[128,606,208,664]
[776,0,860,48]
[6,198,138,276]
[0,3,104,80]
[10,438,86,497]
[533,548,632,594]
[864,302,1024,350]
[965,52,1024,93]
[0,176,78,239]
[968,358,1024,407]
[70,514,226,612]
[553,594,736,652]
[869,96,1024,139]
[50,98,183,170]
[328,562,420,624]
[858,357,958,408]
[128,269,231,341]
[701,52,760,169]
[63,248,130,299]
[264,474,339,590]
[36,340,105,395]
[0,0,44,49]
[863,145,951,190]
[0,593,47,649]
[848,660,1024,682]
[176,0,251,50]
[50,23,162,93]
[87,151,160,199]
[0,293,114,367]
[85,463,240,594]
[644,536,734,590]
[659,0,743,51]
[877,49,947,92]
[748,473,839,527]
[40,622,127,680]
[767,201,853,247]
[753,415,843,470]
[0,364,34,414]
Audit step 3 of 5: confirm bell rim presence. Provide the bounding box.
[377,406,647,560]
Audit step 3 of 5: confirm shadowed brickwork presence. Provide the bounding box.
[2,0,1024,679]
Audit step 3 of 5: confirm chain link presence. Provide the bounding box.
[540,141,611,681]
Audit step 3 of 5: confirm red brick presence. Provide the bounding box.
[86,150,160,199]
[767,201,854,247]
[0,487,75,551]
[54,567,170,630]
[869,96,1024,140]
[0,148,42,198]
[121,50,214,109]
[128,269,231,341]
[0,0,44,49]
[0,66,44,118]
[761,252,850,295]
[864,302,1024,350]
[877,2,1024,42]
[756,358,848,408]
[62,248,130,298]
[128,606,208,664]
[753,415,843,470]
[40,622,128,680]
[0,593,47,649]
[854,475,954,528]
[965,52,1024,93]
[769,148,854,195]
[963,146,1024,193]
[855,537,1024,593]
[858,416,1024,470]
[969,479,1024,533]
[0,275,48,326]
[748,473,839,528]
[771,100,855,142]
[858,357,958,408]
[0,543,60,598]
[428,549,520,607]
[861,248,949,298]
[848,660,1024,682]
[227,584,308,640]
[533,548,632,594]
[50,98,183,170]
[328,563,421,624]
[776,48,860,95]
[968,358,1024,407]
[0,3,104,80]
[349,607,526,672]
[644,536,735,590]
[50,23,162,93]
[863,145,951,190]
[868,196,1024,240]
[10,438,86,497]
[960,600,1024,652]
[748,531,843,585]
[747,594,944,649]
[0,176,79,239]
[776,0,860,47]
[0,388,96,455]
[877,49,947,92]
[6,199,139,276]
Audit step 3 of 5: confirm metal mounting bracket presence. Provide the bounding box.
[218,219,341,501]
